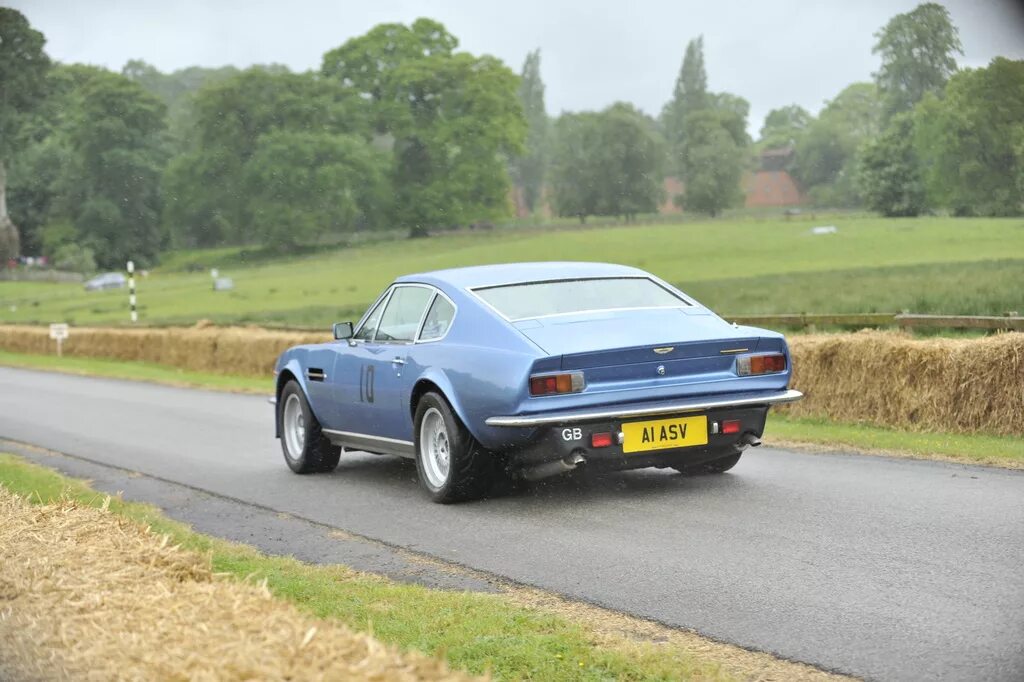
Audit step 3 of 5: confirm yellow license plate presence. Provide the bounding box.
[622,415,708,453]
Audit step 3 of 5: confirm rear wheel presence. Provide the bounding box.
[279,380,341,474]
[674,451,742,475]
[414,392,493,503]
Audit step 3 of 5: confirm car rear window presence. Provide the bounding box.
[474,277,688,320]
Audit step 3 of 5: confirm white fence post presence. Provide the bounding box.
[127,260,137,323]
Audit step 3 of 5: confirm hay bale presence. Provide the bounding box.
[2,324,1020,435]
[0,488,477,681]
[0,324,328,377]
[785,330,1024,436]
[0,324,51,354]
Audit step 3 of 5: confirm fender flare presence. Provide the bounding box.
[274,357,327,438]
[409,368,482,443]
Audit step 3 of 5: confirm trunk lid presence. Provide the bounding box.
[514,308,788,396]
[514,308,762,367]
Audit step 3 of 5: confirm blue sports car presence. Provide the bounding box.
[273,262,802,502]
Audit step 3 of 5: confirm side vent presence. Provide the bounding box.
[307,368,327,382]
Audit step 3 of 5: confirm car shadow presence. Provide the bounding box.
[515,466,748,505]
[329,450,750,509]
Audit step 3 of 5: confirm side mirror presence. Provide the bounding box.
[332,321,354,340]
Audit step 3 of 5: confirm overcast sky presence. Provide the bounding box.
[10,1,1024,133]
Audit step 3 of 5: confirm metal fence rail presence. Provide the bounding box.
[893,314,1024,331]
[728,313,1024,332]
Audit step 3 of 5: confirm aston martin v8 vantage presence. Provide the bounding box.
[273,262,802,502]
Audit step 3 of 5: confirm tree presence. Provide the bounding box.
[321,18,457,132]
[873,3,962,120]
[324,21,524,236]
[913,58,1024,216]
[707,93,751,148]
[660,36,708,176]
[511,49,548,213]
[595,103,665,220]
[7,64,108,257]
[794,83,882,206]
[680,109,746,216]
[758,104,811,150]
[243,131,389,249]
[857,113,926,216]
[65,72,168,267]
[122,60,240,151]
[549,104,664,222]
[6,136,68,255]
[163,68,371,246]
[382,52,525,235]
[0,8,50,264]
[549,112,602,222]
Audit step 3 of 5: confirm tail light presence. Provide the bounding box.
[529,371,585,396]
[736,353,787,376]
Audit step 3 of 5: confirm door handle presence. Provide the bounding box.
[392,357,406,365]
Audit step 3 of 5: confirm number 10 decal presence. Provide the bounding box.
[359,365,375,403]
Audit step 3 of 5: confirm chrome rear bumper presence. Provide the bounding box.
[485,389,803,427]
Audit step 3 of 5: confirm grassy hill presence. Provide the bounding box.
[1,215,1022,328]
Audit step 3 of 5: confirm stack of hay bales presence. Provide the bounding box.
[0,324,327,377]
[785,331,1023,436]
[1,324,1020,436]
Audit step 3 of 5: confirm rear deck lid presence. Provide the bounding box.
[513,308,761,367]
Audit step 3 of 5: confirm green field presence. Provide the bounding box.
[2,215,1022,327]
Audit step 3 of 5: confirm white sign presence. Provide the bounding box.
[49,323,69,341]
[49,323,69,357]
[127,260,135,274]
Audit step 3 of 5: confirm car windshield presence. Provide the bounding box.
[473,277,688,321]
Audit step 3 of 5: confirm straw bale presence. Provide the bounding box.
[0,488,477,681]
[785,331,1024,436]
[0,324,327,377]
[1,325,1021,435]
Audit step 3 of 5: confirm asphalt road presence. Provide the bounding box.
[1,367,1022,681]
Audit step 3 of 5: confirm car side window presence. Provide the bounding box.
[418,294,455,341]
[375,286,433,343]
[354,295,387,341]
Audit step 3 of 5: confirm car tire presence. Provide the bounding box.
[414,391,493,503]
[279,380,341,474]
[674,451,742,475]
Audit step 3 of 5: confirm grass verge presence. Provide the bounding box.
[0,453,844,681]
[0,350,271,393]
[766,415,1024,469]
[2,350,1019,469]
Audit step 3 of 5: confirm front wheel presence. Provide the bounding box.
[279,380,341,474]
[674,451,742,475]
[414,392,493,503]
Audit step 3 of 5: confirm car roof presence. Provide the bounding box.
[397,262,650,290]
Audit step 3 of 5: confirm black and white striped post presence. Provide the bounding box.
[127,260,137,323]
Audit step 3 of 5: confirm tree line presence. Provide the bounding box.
[0,4,1022,271]
[1,15,524,269]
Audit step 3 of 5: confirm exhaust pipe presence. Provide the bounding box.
[739,433,762,448]
[522,453,586,481]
